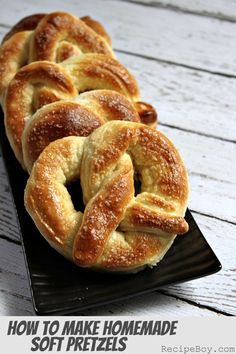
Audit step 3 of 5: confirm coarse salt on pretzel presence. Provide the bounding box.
[22,90,140,172]
[4,55,157,168]
[25,121,189,273]
[0,12,113,103]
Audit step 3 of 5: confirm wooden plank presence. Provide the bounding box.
[0,238,35,315]
[160,125,236,186]
[163,212,236,315]
[78,291,221,316]
[0,0,236,75]
[188,173,236,224]
[0,156,20,242]
[160,126,236,224]
[121,0,236,22]
[116,51,236,143]
[0,237,223,316]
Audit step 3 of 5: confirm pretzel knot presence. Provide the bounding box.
[0,12,113,103]
[5,55,157,168]
[25,121,189,273]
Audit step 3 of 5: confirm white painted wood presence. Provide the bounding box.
[0,239,35,315]
[164,212,236,315]
[187,173,236,224]
[78,291,221,317]
[0,156,21,242]
[0,0,236,75]
[122,0,236,21]
[159,126,236,223]
[116,51,236,143]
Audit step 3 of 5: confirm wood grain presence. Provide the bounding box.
[116,51,236,143]
[0,158,20,242]
[160,126,236,223]
[0,238,34,315]
[120,0,236,22]
[163,212,236,315]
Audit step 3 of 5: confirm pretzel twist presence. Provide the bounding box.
[25,121,189,273]
[22,90,140,172]
[1,12,189,273]
[0,12,113,103]
[4,54,157,168]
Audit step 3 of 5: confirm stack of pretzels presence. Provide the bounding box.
[0,11,189,273]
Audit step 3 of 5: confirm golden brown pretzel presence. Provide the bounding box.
[2,13,111,45]
[5,55,157,167]
[0,12,113,103]
[30,12,114,62]
[22,90,140,172]
[4,61,76,166]
[1,14,46,43]
[25,121,189,273]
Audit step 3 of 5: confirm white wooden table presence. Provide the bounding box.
[0,0,235,316]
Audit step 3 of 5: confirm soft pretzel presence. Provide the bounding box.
[4,55,157,167]
[1,14,46,43]
[22,90,140,172]
[25,121,189,273]
[30,12,114,62]
[0,12,113,103]
[2,13,111,45]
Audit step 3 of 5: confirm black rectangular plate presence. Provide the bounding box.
[0,115,221,315]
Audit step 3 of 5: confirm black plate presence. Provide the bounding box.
[0,115,221,315]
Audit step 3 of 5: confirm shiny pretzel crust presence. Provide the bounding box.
[29,12,114,62]
[25,121,189,273]
[4,55,143,168]
[4,52,159,170]
[22,90,140,172]
[0,12,113,103]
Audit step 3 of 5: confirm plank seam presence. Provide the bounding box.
[119,0,236,23]
[0,234,21,245]
[1,210,235,243]
[159,123,236,145]
[0,288,32,302]
[115,48,236,79]
[157,289,233,316]
[0,24,235,79]
[190,210,236,226]
[0,22,10,29]
[189,171,235,187]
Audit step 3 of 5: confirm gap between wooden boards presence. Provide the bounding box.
[119,0,236,23]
